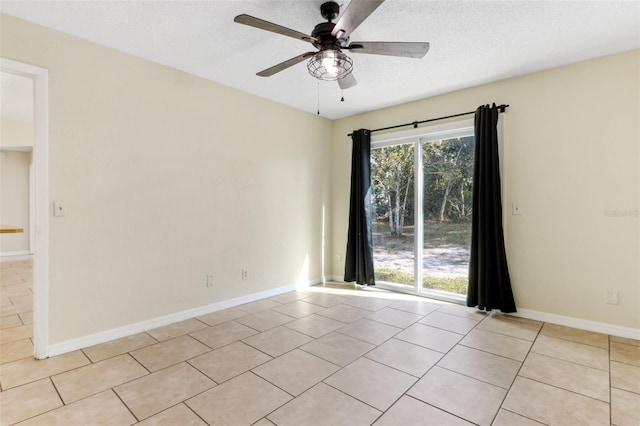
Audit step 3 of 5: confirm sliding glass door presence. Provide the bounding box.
[371,121,474,301]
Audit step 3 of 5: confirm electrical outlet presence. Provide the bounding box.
[241,269,249,281]
[206,274,214,287]
[606,289,619,305]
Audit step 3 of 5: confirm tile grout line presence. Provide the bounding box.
[492,316,545,425]
[110,386,142,423]
[527,346,610,372]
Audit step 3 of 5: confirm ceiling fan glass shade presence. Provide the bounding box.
[307,48,353,81]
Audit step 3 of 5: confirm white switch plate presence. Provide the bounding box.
[54,200,67,217]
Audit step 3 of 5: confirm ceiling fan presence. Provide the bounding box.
[234,0,430,90]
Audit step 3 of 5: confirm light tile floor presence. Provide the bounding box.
[1,258,640,425]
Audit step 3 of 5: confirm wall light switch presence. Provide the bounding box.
[512,203,521,215]
[54,200,67,217]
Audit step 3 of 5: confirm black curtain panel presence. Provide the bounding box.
[467,104,516,312]
[344,129,376,286]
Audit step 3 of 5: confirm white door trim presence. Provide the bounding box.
[1,58,50,359]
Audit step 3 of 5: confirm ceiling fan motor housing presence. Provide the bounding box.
[308,3,353,81]
[311,22,341,51]
[314,2,350,49]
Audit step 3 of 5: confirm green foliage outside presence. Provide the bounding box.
[423,136,474,222]
[371,136,475,230]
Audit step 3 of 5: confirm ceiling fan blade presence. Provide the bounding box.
[338,73,357,90]
[234,14,318,44]
[346,41,430,58]
[331,0,385,39]
[256,52,316,77]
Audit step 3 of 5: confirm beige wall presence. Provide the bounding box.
[332,49,640,330]
[1,117,34,149]
[1,14,333,343]
[0,150,31,254]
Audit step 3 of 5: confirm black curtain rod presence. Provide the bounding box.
[347,104,509,137]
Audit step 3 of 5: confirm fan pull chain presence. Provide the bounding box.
[317,81,320,115]
[341,89,344,102]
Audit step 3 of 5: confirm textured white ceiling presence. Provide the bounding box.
[1,1,639,119]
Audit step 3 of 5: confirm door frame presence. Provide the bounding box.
[1,58,50,359]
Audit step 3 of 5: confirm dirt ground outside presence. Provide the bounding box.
[372,221,471,294]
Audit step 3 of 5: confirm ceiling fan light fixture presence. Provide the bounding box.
[307,48,353,81]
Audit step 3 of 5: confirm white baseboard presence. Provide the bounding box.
[1,250,32,258]
[512,308,640,340]
[334,275,639,340]
[47,277,322,358]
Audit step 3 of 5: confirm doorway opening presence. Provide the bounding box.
[1,58,49,359]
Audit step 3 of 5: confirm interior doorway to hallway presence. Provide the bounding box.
[1,58,50,359]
